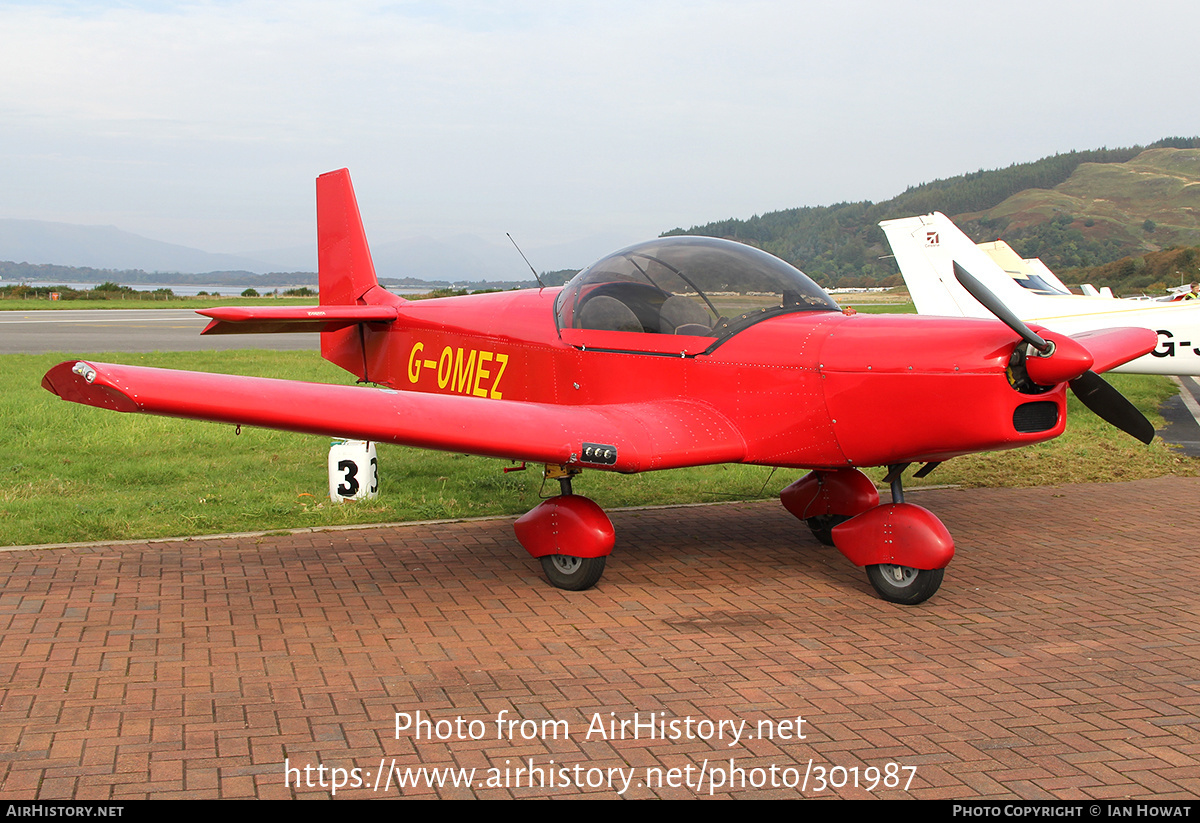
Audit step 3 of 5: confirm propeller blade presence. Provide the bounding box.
[950,261,1154,443]
[1069,370,1156,444]
[950,260,1154,443]
[952,261,1050,353]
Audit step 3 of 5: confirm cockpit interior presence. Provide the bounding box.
[555,236,839,343]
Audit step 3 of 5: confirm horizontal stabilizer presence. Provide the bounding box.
[41,361,747,473]
[196,305,399,335]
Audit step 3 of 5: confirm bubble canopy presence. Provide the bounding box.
[555,236,839,342]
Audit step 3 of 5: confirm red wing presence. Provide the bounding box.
[1068,327,1159,374]
[42,361,746,473]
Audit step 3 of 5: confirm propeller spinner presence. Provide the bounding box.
[952,261,1155,445]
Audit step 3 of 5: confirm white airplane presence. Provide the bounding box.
[881,212,1200,375]
[974,239,1178,302]
[1079,284,1116,298]
[975,239,1080,296]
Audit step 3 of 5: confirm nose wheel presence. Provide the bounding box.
[866,564,944,605]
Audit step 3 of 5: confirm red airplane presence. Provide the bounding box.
[42,170,1159,604]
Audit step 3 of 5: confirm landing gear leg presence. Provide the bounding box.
[513,465,614,592]
[862,463,944,605]
[555,469,575,496]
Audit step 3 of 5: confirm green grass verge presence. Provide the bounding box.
[844,301,916,314]
[3,351,1195,546]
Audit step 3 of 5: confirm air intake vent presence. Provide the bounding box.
[1013,401,1058,433]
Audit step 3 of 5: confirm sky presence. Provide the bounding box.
[2,0,1199,269]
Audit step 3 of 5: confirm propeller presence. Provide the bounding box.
[1065,369,1155,445]
[952,261,1155,445]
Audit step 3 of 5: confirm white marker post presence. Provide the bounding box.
[328,439,379,502]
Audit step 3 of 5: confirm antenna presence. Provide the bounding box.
[507,233,545,289]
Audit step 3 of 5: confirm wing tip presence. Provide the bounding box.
[41,361,139,413]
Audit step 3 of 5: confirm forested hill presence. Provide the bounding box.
[663,137,1200,288]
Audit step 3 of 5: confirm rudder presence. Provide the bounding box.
[317,168,384,306]
[881,212,1041,319]
[316,168,400,381]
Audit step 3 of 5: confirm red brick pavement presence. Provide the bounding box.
[1,476,1198,799]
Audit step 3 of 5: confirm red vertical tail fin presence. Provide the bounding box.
[317,168,384,306]
[316,169,401,381]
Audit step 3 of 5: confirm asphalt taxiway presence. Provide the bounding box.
[1158,376,1200,456]
[0,309,315,354]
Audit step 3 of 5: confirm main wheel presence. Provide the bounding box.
[540,555,606,591]
[866,564,944,605]
[805,514,850,547]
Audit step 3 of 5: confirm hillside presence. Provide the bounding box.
[1062,244,1200,296]
[959,148,1200,269]
[0,219,283,274]
[666,138,1200,288]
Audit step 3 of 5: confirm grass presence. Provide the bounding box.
[846,301,916,314]
[904,372,1194,489]
[2,351,802,545]
[3,350,1195,547]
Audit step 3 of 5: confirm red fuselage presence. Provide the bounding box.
[324,285,1064,472]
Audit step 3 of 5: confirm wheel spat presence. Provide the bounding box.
[952,261,1154,444]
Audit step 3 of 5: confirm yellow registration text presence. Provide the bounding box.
[407,342,509,399]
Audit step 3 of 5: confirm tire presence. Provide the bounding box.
[805,514,850,547]
[540,555,606,591]
[866,564,944,605]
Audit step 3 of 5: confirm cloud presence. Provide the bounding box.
[1,0,1197,258]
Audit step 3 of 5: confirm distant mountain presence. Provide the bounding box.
[0,215,630,283]
[0,228,632,290]
[666,137,1200,287]
[0,219,283,274]
[372,235,535,282]
[11,138,1200,287]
